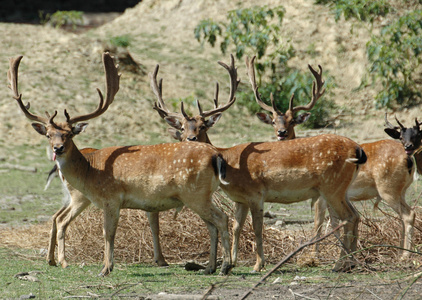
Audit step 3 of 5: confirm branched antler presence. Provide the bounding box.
[245,55,280,114]
[198,54,240,118]
[8,55,50,124]
[67,52,120,124]
[150,64,183,119]
[290,64,325,113]
[9,53,120,125]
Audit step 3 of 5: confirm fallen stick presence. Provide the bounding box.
[240,222,345,300]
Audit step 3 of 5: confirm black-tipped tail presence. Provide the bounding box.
[355,146,367,165]
[345,146,367,165]
[212,154,229,185]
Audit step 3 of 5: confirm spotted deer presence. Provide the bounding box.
[151,56,367,272]
[245,56,417,259]
[245,56,325,141]
[8,53,232,276]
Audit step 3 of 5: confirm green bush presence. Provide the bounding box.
[109,35,132,48]
[316,0,422,109]
[194,5,336,128]
[366,10,422,108]
[315,0,391,22]
[39,10,84,29]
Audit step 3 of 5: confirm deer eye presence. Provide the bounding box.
[46,134,51,139]
[180,127,185,132]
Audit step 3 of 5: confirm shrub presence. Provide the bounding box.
[194,5,336,128]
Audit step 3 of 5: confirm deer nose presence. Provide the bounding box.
[405,143,413,150]
[187,136,197,141]
[277,130,287,136]
[53,145,65,154]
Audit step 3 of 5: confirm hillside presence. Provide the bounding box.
[0,0,420,161]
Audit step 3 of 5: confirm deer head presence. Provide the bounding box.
[150,54,240,143]
[384,113,422,155]
[8,53,120,159]
[245,56,325,140]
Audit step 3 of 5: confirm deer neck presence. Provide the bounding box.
[54,141,90,192]
[204,134,213,145]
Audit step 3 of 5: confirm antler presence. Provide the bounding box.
[66,52,120,124]
[291,64,325,113]
[384,113,408,130]
[246,55,281,114]
[149,64,183,119]
[198,54,240,118]
[384,113,397,129]
[8,55,52,124]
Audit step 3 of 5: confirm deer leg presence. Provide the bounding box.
[146,212,169,266]
[380,190,415,258]
[56,193,90,268]
[325,195,359,272]
[312,197,327,256]
[100,204,120,277]
[301,196,327,266]
[47,206,67,266]
[231,202,249,267]
[200,204,232,275]
[203,219,218,275]
[184,194,232,275]
[249,199,265,272]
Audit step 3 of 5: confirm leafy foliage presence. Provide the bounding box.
[315,0,391,22]
[366,10,422,108]
[39,10,84,29]
[194,6,336,128]
[109,35,132,48]
[316,0,422,109]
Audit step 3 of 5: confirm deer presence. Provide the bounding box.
[151,56,367,273]
[384,113,422,157]
[8,52,233,276]
[245,55,417,260]
[245,56,324,141]
[42,54,241,270]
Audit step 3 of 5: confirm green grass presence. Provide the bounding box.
[1,247,417,299]
[0,168,63,226]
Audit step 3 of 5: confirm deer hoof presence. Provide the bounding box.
[47,259,57,266]
[203,266,216,275]
[219,263,233,275]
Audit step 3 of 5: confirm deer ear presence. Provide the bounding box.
[256,112,273,125]
[384,128,401,139]
[205,114,222,128]
[164,116,182,130]
[73,123,89,135]
[295,113,311,125]
[168,128,182,141]
[32,123,47,136]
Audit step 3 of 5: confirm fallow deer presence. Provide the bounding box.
[245,56,417,259]
[8,53,233,276]
[151,57,367,272]
[245,56,325,141]
[384,114,422,156]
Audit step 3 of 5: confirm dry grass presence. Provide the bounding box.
[2,194,422,270]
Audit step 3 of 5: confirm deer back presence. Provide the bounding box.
[59,142,222,209]
[348,139,414,201]
[220,134,366,202]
